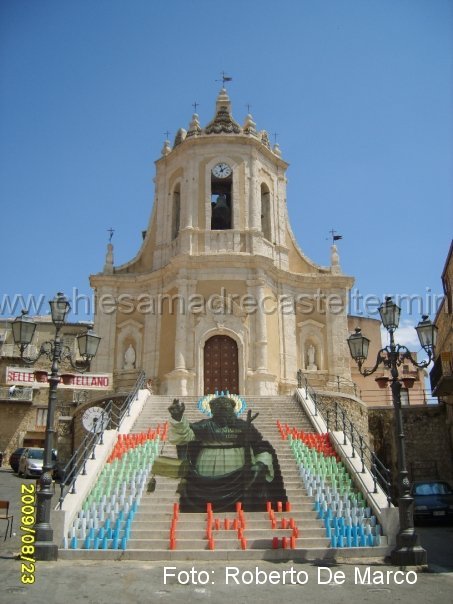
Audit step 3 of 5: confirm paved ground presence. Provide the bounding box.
[1,466,453,604]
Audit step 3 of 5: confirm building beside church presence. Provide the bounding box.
[90,88,355,396]
[430,239,453,443]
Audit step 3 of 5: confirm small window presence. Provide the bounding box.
[261,183,271,241]
[172,184,181,240]
[400,389,410,406]
[36,408,47,426]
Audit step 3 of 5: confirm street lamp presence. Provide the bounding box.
[12,292,101,560]
[347,297,437,566]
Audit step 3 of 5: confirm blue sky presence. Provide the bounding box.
[1,0,451,350]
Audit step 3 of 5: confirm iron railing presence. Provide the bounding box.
[296,371,392,506]
[296,368,359,396]
[0,386,34,401]
[56,370,146,508]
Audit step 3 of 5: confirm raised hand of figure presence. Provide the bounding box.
[246,409,259,424]
[168,398,185,421]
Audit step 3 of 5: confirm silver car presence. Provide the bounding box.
[18,447,44,478]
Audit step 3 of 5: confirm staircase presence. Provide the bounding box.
[118,395,380,559]
[60,394,389,560]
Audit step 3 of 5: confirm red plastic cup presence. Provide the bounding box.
[277,501,283,512]
[272,537,279,549]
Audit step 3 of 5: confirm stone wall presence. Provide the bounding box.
[368,404,453,499]
[0,402,36,458]
[315,392,370,445]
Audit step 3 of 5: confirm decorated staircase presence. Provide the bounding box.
[128,396,330,558]
[60,394,390,560]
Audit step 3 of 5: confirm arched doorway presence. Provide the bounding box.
[203,335,239,394]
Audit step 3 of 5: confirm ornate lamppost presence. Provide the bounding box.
[12,292,101,560]
[347,297,437,566]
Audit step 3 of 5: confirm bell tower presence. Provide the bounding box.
[90,88,354,396]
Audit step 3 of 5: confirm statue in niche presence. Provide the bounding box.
[124,344,136,370]
[307,343,318,371]
[167,397,286,512]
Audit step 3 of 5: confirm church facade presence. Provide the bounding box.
[90,88,354,396]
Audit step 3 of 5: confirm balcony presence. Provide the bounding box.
[0,386,33,402]
[430,351,453,396]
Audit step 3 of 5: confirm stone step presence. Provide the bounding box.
[129,527,327,540]
[60,545,391,562]
[130,515,324,528]
[134,419,311,426]
[142,478,305,490]
[134,511,321,523]
[125,536,331,550]
[137,502,316,513]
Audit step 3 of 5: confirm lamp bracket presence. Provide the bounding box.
[18,341,91,373]
[356,344,433,377]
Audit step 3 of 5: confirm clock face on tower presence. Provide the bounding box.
[212,162,232,179]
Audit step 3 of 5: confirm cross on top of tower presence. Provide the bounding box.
[216,71,232,88]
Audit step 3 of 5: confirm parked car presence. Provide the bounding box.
[412,480,453,521]
[8,447,26,473]
[18,448,45,478]
[17,448,60,479]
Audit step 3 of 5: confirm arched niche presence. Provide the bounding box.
[116,319,143,371]
[298,320,325,371]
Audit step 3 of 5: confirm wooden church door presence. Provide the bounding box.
[203,335,239,395]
